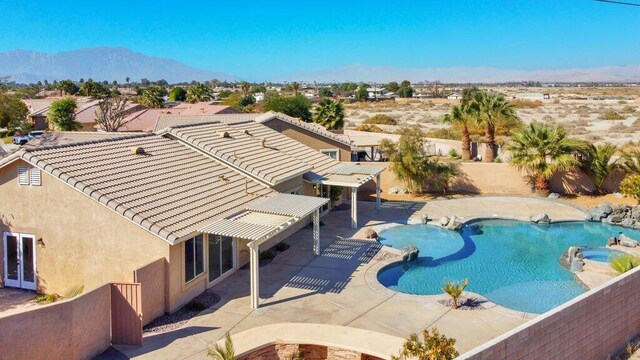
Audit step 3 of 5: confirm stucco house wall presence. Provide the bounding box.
[262,118,352,162]
[0,159,169,296]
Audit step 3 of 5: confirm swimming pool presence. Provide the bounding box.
[582,247,626,262]
[377,219,640,314]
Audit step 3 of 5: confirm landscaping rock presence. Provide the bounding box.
[623,218,636,228]
[606,214,625,224]
[364,228,378,239]
[388,188,399,194]
[530,213,550,224]
[419,214,429,224]
[438,216,450,227]
[398,188,409,194]
[620,234,639,248]
[607,237,619,246]
[548,193,560,199]
[401,245,419,262]
[613,192,624,198]
[446,216,463,231]
[570,258,584,273]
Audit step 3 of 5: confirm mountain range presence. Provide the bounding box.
[0,47,238,84]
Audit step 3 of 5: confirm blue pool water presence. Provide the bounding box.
[582,247,625,262]
[377,219,640,314]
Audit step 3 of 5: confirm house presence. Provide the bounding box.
[116,108,181,132]
[75,101,144,131]
[0,114,383,321]
[447,92,462,100]
[23,97,98,130]
[514,93,550,100]
[170,102,241,116]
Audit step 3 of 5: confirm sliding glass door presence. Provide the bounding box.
[208,235,235,284]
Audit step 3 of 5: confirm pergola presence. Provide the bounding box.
[200,193,329,309]
[305,163,386,229]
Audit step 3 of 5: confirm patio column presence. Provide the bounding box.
[313,208,320,256]
[249,243,260,309]
[351,187,358,229]
[375,173,381,210]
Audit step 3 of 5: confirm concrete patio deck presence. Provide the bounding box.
[116,196,587,360]
[0,288,37,318]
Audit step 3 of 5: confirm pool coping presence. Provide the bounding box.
[366,214,591,319]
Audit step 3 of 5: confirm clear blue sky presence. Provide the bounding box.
[0,0,638,81]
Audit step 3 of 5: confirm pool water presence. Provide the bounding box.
[377,219,640,314]
[582,247,626,262]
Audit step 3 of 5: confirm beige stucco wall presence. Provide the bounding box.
[0,159,169,296]
[273,176,304,194]
[262,119,352,162]
[0,284,111,360]
[134,258,167,325]
[461,266,640,360]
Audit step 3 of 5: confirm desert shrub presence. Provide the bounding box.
[274,242,290,252]
[364,114,397,125]
[355,124,384,132]
[494,156,503,163]
[392,327,458,360]
[35,293,62,304]
[621,105,637,114]
[610,123,629,132]
[426,128,461,140]
[619,100,629,104]
[512,99,543,108]
[602,110,625,120]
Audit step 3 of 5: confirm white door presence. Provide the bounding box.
[3,232,36,290]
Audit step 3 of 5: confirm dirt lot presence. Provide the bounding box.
[345,87,640,146]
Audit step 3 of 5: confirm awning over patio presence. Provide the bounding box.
[305,163,385,229]
[200,193,328,309]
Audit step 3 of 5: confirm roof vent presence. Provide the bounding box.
[219,131,231,139]
[243,129,251,136]
[260,138,267,147]
[130,146,146,155]
[218,174,229,182]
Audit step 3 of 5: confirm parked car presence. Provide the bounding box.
[12,131,45,145]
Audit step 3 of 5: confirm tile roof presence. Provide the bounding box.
[10,134,274,244]
[155,114,257,132]
[255,111,353,147]
[119,108,181,132]
[166,121,312,185]
[178,103,240,116]
[24,132,138,148]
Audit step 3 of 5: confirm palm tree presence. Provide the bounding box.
[312,98,344,130]
[186,83,214,103]
[476,92,518,162]
[507,122,587,194]
[443,102,475,160]
[208,332,235,360]
[240,81,250,96]
[442,279,468,309]
[138,86,165,108]
[581,143,621,195]
[291,81,300,95]
[125,77,130,94]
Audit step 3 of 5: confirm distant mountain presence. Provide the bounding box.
[0,46,238,84]
[285,64,640,83]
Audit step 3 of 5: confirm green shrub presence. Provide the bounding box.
[184,299,207,312]
[610,254,640,274]
[274,242,290,252]
[426,128,461,140]
[355,124,383,132]
[35,293,62,304]
[392,327,458,360]
[494,156,503,163]
[620,174,640,203]
[259,250,276,261]
[447,148,461,160]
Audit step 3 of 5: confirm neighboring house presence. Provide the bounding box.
[447,92,462,100]
[76,102,143,131]
[117,108,181,132]
[23,97,98,130]
[514,93,550,100]
[171,102,241,116]
[0,114,383,322]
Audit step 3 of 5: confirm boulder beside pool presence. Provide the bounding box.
[530,213,550,224]
[620,234,639,248]
[438,216,450,226]
[364,228,378,239]
[446,216,463,230]
[401,245,419,262]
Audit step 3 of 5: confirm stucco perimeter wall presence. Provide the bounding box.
[0,284,111,360]
[459,266,640,360]
[0,159,169,294]
[134,258,167,325]
[361,162,623,195]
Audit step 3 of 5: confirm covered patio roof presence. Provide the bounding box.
[305,163,386,229]
[200,193,329,310]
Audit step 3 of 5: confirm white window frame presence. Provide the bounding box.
[320,149,340,161]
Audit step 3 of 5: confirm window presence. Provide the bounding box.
[184,234,204,283]
[321,149,340,161]
[208,235,234,283]
[17,166,41,186]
